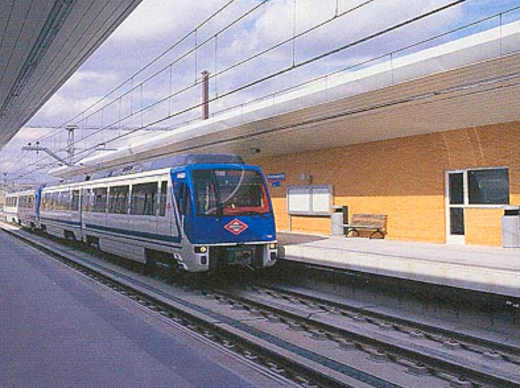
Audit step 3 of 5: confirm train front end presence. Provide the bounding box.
[174,164,277,272]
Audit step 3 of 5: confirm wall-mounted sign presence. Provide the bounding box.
[267,173,285,188]
[287,185,333,216]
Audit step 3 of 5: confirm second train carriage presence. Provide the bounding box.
[17,190,38,229]
[4,192,20,224]
[37,154,278,273]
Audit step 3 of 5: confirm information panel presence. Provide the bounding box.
[287,185,332,216]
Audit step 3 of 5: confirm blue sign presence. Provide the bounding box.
[267,173,285,181]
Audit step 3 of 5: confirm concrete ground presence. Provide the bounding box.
[0,229,288,388]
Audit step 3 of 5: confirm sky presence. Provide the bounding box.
[1,0,520,187]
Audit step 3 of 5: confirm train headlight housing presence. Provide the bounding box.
[195,246,208,254]
[268,243,277,250]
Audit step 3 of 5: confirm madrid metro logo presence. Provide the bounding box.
[224,219,249,235]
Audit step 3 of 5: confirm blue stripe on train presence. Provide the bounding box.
[85,223,182,245]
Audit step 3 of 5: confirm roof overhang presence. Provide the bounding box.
[0,0,143,150]
[51,21,520,178]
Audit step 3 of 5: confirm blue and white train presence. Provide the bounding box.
[4,154,278,273]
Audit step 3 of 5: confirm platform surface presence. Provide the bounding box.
[278,232,520,298]
[0,229,285,388]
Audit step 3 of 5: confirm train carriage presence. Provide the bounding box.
[40,185,81,240]
[17,189,38,229]
[4,192,20,224]
[35,154,277,273]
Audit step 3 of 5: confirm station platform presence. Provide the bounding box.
[277,232,520,299]
[0,228,289,388]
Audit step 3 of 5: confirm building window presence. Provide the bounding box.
[448,167,510,208]
[468,168,509,205]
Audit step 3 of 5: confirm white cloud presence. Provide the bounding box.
[0,0,502,185]
[110,0,232,41]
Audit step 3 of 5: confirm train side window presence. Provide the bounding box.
[82,190,91,212]
[158,181,168,216]
[61,191,71,211]
[51,192,59,211]
[92,187,108,213]
[131,182,158,216]
[71,190,80,211]
[109,185,129,214]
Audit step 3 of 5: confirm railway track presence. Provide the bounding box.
[2,223,519,388]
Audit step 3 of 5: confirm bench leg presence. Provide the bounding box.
[345,228,359,237]
[369,229,385,239]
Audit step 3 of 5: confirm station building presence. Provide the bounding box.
[52,22,520,247]
[257,121,519,246]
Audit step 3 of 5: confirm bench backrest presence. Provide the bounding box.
[351,214,387,229]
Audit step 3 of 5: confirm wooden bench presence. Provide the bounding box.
[344,214,387,239]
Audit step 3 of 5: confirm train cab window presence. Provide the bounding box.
[131,182,158,216]
[92,188,108,213]
[158,181,168,217]
[193,169,270,216]
[109,185,129,214]
[71,190,80,211]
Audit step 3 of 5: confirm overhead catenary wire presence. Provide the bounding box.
[6,0,515,182]
[28,0,381,159]
[4,0,480,179]
[32,0,241,146]
[63,0,471,161]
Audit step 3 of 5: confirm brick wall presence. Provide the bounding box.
[258,122,520,246]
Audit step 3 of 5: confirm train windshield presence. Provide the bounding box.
[192,169,270,216]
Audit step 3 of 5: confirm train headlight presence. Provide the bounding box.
[195,246,208,254]
[268,243,277,250]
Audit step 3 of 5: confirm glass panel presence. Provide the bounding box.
[468,168,509,205]
[449,173,464,205]
[82,190,91,212]
[311,186,330,213]
[158,181,167,217]
[61,191,71,211]
[92,188,108,213]
[109,186,129,214]
[131,182,158,216]
[71,190,80,211]
[288,187,311,213]
[192,169,270,216]
[450,207,465,235]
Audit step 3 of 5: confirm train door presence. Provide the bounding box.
[172,171,192,239]
[156,178,179,241]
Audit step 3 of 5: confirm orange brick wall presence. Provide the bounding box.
[258,122,520,246]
